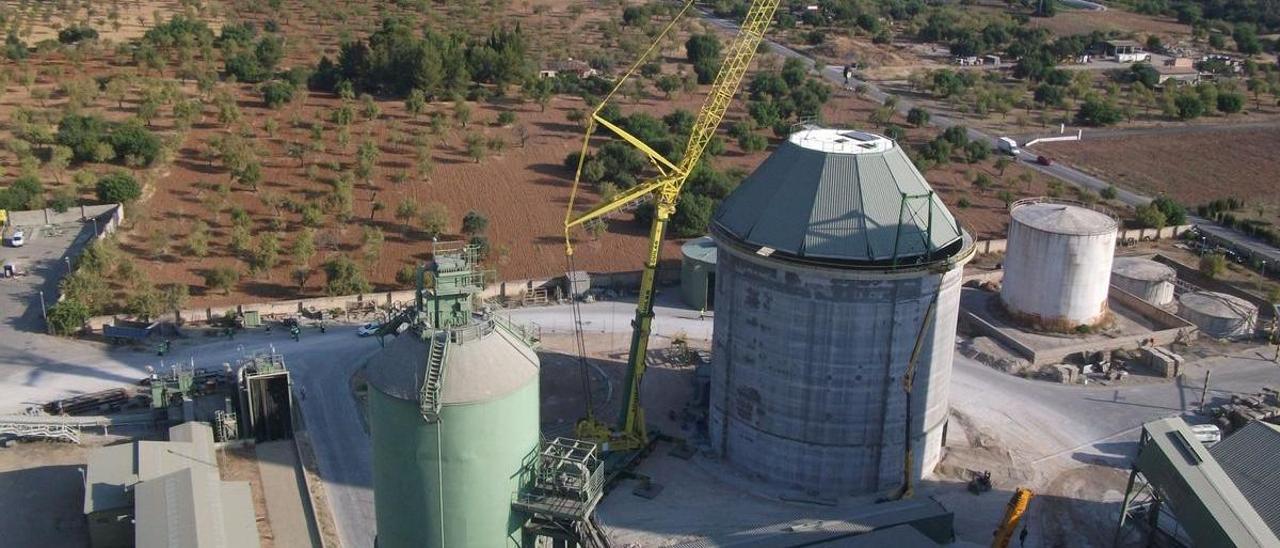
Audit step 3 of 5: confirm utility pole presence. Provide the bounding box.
[38,290,49,334]
[1199,369,1212,413]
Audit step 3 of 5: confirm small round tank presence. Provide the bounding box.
[1000,200,1118,331]
[709,127,973,496]
[680,236,717,310]
[1111,257,1176,306]
[1179,291,1258,339]
[367,322,539,548]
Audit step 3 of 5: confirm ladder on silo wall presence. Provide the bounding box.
[419,332,449,423]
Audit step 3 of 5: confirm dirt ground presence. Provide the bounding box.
[537,325,1127,546]
[218,443,276,548]
[0,0,219,44]
[1028,7,1192,40]
[0,0,1066,311]
[1039,126,1280,220]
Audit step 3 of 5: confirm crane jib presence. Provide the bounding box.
[562,0,783,451]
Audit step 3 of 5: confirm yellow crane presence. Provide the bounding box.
[992,487,1034,548]
[563,0,781,452]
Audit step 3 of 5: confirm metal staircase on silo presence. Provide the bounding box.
[418,331,449,423]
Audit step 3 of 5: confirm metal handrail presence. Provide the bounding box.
[1009,196,1119,221]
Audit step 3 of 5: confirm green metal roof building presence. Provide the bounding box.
[1116,418,1280,547]
[83,422,259,548]
[680,237,717,310]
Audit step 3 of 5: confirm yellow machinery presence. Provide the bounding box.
[563,0,781,452]
[992,487,1034,548]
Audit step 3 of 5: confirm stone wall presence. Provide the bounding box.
[970,224,1193,256]
[86,265,682,331]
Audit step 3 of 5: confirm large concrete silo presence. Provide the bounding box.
[708,127,974,496]
[1000,200,1118,331]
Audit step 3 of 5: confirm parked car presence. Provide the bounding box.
[357,322,382,337]
[1035,155,1053,166]
[9,230,25,247]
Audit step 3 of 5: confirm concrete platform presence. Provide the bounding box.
[596,442,955,547]
[256,440,321,548]
[960,287,1196,366]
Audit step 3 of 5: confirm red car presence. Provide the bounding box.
[1036,155,1053,166]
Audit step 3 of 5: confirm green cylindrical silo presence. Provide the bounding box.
[680,236,718,310]
[367,323,540,548]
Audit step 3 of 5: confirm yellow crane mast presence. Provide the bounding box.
[992,488,1034,548]
[563,0,781,452]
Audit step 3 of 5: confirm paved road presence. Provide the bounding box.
[527,295,1280,466]
[1037,118,1280,141]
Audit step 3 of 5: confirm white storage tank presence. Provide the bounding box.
[709,127,974,496]
[1178,291,1258,339]
[1000,200,1117,331]
[1111,257,1176,306]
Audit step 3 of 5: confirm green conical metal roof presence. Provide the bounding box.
[712,128,963,265]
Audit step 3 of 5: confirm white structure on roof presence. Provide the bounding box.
[1000,199,1118,331]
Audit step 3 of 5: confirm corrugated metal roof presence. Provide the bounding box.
[1211,421,1280,538]
[713,128,962,264]
[1136,418,1279,547]
[681,237,717,265]
[134,467,261,548]
[85,423,219,514]
[84,443,135,514]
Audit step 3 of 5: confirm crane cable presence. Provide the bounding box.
[566,252,595,421]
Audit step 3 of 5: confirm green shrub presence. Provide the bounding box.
[0,175,45,210]
[204,267,241,295]
[108,121,161,166]
[47,299,91,335]
[96,171,142,204]
[323,256,371,296]
[260,80,296,108]
[1199,253,1226,279]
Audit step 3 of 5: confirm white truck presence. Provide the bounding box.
[997,137,1020,156]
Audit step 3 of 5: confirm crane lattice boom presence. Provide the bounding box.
[563,0,781,451]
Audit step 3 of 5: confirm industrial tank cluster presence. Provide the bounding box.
[708,128,974,495]
[1000,199,1118,331]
